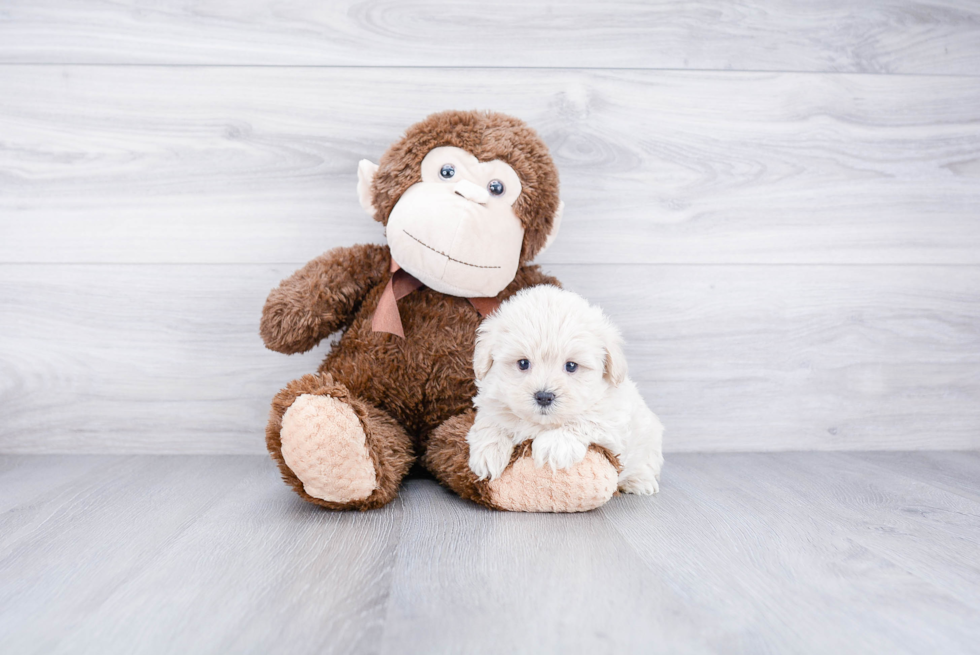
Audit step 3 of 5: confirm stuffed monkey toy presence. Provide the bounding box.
[261,110,619,512]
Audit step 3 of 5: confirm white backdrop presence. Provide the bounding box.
[1,1,979,453]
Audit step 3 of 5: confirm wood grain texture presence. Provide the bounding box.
[0,264,325,454]
[772,452,980,611]
[378,477,718,654]
[0,454,114,514]
[845,451,980,502]
[1,453,979,654]
[2,263,978,454]
[45,459,402,655]
[1,1,978,74]
[0,456,256,652]
[602,453,980,654]
[2,66,979,265]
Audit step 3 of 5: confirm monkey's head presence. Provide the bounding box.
[357,110,563,298]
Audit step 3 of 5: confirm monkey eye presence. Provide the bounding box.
[487,179,505,196]
[440,164,455,179]
[517,359,530,371]
[565,362,578,373]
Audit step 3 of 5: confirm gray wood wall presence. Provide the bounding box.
[1,1,979,454]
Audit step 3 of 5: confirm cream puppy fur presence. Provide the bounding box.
[467,285,664,494]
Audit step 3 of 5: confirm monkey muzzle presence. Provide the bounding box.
[452,179,490,205]
[386,183,524,298]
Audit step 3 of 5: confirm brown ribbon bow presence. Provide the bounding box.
[371,259,501,338]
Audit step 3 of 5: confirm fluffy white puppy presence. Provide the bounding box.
[467,285,664,494]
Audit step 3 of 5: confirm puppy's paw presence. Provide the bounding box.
[619,475,659,495]
[467,431,514,481]
[532,431,588,471]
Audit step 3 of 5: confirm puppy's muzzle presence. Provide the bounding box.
[534,390,555,407]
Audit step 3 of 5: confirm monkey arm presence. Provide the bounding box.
[260,243,390,354]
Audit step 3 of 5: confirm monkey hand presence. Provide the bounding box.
[260,243,389,354]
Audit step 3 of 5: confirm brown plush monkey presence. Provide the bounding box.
[261,111,619,512]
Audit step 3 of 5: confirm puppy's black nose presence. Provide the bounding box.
[534,390,555,407]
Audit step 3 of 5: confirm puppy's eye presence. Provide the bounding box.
[440,164,455,179]
[517,359,530,371]
[565,361,578,373]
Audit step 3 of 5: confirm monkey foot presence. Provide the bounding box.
[280,394,377,503]
[424,411,619,513]
[487,444,619,513]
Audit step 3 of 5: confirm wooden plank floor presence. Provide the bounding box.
[1,452,978,654]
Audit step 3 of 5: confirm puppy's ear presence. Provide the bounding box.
[601,323,628,387]
[473,325,494,381]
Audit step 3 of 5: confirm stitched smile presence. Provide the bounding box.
[402,231,501,269]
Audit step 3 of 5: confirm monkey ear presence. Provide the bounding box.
[473,326,495,381]
[535,201,564,258]
[357,159,379,217]
[601,321,628,387]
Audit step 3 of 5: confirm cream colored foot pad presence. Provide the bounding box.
[488,451,617,513]
[280,394,377,503]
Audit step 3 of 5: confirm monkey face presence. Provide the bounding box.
[357,111,565,298]
[383,147,527,298]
